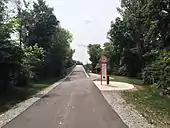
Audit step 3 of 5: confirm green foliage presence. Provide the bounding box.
[44,27,74,77]
[87,44,102,72]
[12,0,74,79]
[13,0,75,79]
[143,50,170,95]
[0,0,74,92]
[103,42,115,73]
[0,0,24,90]
[86,0,170,95]
[0,41,24,90]
[107,14,144,76]
[23,44,45,80]
[25,0,59,51]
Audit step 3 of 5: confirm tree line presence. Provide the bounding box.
[0,0,75,91]
[88,0,170,95]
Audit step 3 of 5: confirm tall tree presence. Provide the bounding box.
[0,0,24,90]
[87,44,102,72]
[25,0,59,51]
[103,42,117,73]
[102,0,170,94]
[44,27,74,77]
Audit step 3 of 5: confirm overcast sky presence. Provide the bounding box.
[46,0,120,64]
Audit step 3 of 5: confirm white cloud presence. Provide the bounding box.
[84,20,92,24]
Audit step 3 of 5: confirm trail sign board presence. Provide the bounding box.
[100,55,108,85]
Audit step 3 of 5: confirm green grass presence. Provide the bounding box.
[0,77,58,114]
[111,74,170,127]
[111,75,144,85]
[122,89,170,128]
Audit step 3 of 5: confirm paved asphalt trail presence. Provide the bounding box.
[3,66,127,128]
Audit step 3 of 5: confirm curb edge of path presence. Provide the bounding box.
[0,67,75,128]
[81,65,89,78]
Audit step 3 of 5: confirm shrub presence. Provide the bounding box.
[0,41,24,90]
[23,44,45,81]
[142,50,170,95]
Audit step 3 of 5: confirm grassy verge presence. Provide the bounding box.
[122,89,170,127]
[0,77,58,114]
[110,75,144,85]
[111,75,170,127]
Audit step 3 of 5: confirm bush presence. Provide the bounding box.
[12,44,45,87]
[118,65,127,76]
[142,50,170,95]
[23,44,45,81]
[0,41,24,90]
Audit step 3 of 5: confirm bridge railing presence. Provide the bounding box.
[64,62,77,76]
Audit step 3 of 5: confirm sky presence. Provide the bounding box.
[46,0,120,64]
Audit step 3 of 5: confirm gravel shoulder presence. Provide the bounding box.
[101,91,155,128]
[90,73,155,128]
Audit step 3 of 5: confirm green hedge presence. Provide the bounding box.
[142,50,170,95]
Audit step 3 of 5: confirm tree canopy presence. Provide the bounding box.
[88,0,170,95]
[87,44,102,72]
[0,0,75,91]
